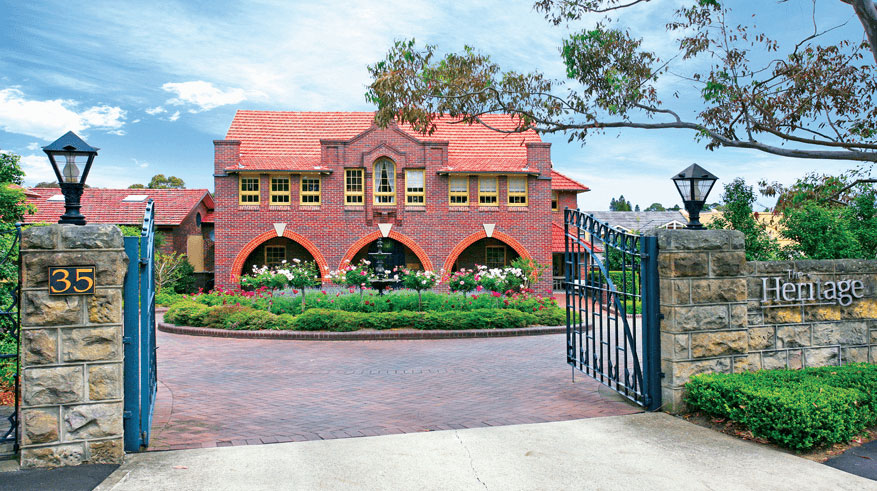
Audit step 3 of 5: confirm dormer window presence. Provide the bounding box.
[374,158,396,205]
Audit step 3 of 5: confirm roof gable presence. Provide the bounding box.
[225,111,543,173]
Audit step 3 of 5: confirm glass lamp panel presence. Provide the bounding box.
[694,179,714,202]
[674,179,692,201]
[60,153,86,183]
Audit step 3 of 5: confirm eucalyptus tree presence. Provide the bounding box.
[367,0,877,163]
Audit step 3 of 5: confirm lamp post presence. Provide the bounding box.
[43,131,98,225]
[672,164,718,230]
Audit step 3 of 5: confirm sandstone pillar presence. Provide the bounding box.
[18,224,128,468]
[657,229,748,412]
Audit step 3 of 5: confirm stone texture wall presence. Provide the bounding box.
[744,260,877,370]
[657,230,748,412]
[18,224,127,468]
[657,229,877,412]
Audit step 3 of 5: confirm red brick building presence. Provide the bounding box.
[213,111,588,292]
[24,188,215,274]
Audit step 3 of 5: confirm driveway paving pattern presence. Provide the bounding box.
[149,329,641,450]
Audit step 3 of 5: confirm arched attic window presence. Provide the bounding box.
[374,158,396,205]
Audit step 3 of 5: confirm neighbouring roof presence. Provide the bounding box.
[583,211,689,235]
[552,223,602,253]
[8,184,40,199]
[225,111,544,173]
[551,171,589,192]
[201,211,215,224]
[24,188,214,226]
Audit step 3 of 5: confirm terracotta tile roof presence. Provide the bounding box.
[552,223,602,253]
[23,188,214,226]
[201,211,215,223]
[551,171,589,192]
[225,111,543,173]
[8,184,40,199]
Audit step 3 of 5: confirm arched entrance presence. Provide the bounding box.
[231,230,329,281]
[443,231,532,272]
[340,231,434,271]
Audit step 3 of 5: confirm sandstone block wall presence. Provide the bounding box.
[657,230,748,412]
[18,224,127,468]
[657,229,877,412]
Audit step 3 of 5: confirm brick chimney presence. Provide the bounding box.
[213,140,241,176]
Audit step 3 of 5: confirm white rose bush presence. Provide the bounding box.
[397,267,441,310]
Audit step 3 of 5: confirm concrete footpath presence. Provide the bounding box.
[95,413,873,491]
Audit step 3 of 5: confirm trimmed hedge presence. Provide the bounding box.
[685,364,877,451]
[165,301,550,332]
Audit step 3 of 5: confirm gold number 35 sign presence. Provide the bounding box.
[48,266,96,295]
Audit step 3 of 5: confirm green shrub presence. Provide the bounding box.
[225,309,278,330]
[292,309,331,331]
[202,304,258,329]
[172,258,196,294]
[686,364,877,451]
[156,291,187,307]
[164,301,210,327]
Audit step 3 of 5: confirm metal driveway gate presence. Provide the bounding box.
[563,209,661,410]
[123,201,158,451]
[0,225,21,458]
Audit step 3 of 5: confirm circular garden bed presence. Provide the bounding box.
[159,288,568,340]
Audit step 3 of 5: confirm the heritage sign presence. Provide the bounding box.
[48,265,96,294]
[761,268,866,308]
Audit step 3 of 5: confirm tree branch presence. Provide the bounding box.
[841,0,877,63]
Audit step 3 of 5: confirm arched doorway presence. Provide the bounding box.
[231,230,329,282]
[450,238,521,271]
[442,231,532,273]
[340,231,434,272]
[241,237,316,276]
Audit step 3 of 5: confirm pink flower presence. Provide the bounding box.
[292,289,299,294]
[491,291,501,298]
[476,285,484,292]
[349,288,355,293]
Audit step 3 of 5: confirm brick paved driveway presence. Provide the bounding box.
[149,330,641,451]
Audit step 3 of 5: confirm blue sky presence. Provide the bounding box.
[0,0,869,210]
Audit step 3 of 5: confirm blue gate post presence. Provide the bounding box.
[122,236,140,452]
[641,235,662,411]
[138,202,157,448]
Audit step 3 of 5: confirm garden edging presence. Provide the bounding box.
[157,321,565,340]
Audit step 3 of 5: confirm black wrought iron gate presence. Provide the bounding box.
[563,209,661,410]
[0,224,21,458]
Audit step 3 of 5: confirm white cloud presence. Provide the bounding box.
[26,142,39,151]
[108,129,126,136]
[145,106,166,115]
[19,154,55,183]
[132,158,149,168]
[168,111,180,122]
[161,81,248,112]
[0,88,126,140]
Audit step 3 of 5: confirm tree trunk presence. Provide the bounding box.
[848,0,877,63]
[301,289,306,314]
[418,290,423,311]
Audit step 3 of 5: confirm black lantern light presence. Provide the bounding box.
[43,131,98,225]
[672,163,718,230]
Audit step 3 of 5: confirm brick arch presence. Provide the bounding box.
[231,229,330,281]
[442,231,532,273]
[339,231,434,272]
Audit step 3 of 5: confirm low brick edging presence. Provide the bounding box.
[157,321,566,341]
